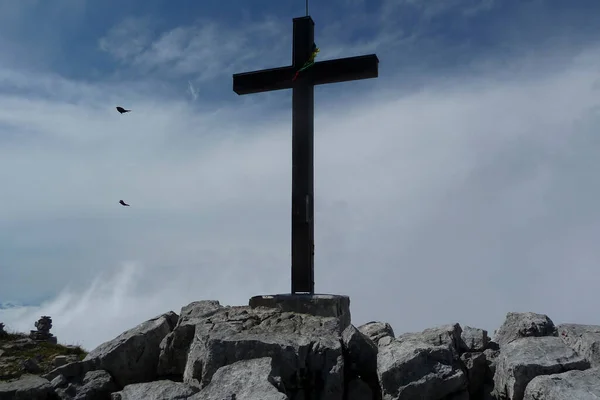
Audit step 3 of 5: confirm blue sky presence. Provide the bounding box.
[1,0,600,349]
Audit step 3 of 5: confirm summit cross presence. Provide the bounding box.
[232,16,379,294]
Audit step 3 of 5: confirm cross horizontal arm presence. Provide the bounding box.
[312,54,379,85]
[233,66,295,95]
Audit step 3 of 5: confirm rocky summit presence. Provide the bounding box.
[1,296,600,400]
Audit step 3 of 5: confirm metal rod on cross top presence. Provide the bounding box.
[232,17,379,294]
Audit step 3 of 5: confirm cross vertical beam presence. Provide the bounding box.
[232,16,379,295]
[291,17,315,293]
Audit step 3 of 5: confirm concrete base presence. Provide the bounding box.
[249,294,351,330]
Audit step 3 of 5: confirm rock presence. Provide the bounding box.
[157,301,223,378]
[460,352,487,397]
[0,323,6,337]
[76,370,118,399]
[493,336,590,400]
[358,322,395,346]
[111,379,199,400]
[446,391,470,400]
[0,374,53,400]
[461,326,490,352]
[44,359,97,382]
[82,311,178,387]
[346,378,373,400]
[341,324,380,397]
[53,355,69,368]
[494,312,557,347]
[22,357,42,373]
[249,294,351,333]
[50,374,67,389]
[377,337,467,400]
[396,324,466,357]
[523,367,600,400]
[30,316,58,344]
[190,357,287,400]
[557,324,600,367]
[182,305,345,399]
[483,348,500,381]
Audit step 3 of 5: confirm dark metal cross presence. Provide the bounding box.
[232,16,379,294]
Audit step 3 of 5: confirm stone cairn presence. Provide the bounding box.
[29,316,57,344]
[0,322,6,337]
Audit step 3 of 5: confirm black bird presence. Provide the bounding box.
[119,200,130,206]
[116,106,131,114]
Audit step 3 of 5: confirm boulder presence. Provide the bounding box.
[494,312,557,347]
[190,357,288,400]
[461,326,490,352]
[396,324,466,356]
[0,374,53,400]
[377,337,466,400]
[341,324,380,397]
[460,351,487,397]
[182,306,345,399]
[111,380,199,400]
[358,322,395,346]
[157,301,223,378]
[557,324,600,367]
[523,367,600,400]
[493,336,590,400]
[82,312,178,387]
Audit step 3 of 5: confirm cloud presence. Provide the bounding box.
[1,38,600,350]
[98,16,291,83]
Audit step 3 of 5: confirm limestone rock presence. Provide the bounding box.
[157,301,223,378]
[341,324,380,396]
[396,323,466,357]
[461,326,490,352]
[377,337,467,400]
[460,351,487,397]
[523,367,600,400]
[182,305,345,399]
[358,322,395,346]
[493,336,589,400]
[190,357,288,400]
[111,380,199,400]
[494,312,557,347]
[557,323,600,367]
[0,374,52,400]
[82,311,178,387]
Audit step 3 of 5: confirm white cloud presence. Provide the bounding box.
[1,40,600,351]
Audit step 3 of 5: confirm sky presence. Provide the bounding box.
[1,0,600,351]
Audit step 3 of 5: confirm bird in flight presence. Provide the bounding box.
[116,106,131,114]
[119,200,130,206]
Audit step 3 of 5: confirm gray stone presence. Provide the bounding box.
[358,322,395,346]
[0,374,52,400]
[157,301,223,378]
[377,338,467,400]
[493,336,590,400]
[182,305,345,399]
[462,326,490,352]
[445,391,469,400]
[22,357,42,373]
[396,323,466,357]
[75,370,117,400]
[523,367,600,400]
[50,374,67,389]
[249,294,351,332]
[484,348,500,381]
[341,324,379,395]
[557,324,600,367]
[494,312,557,347]
[111,380,199,400]
[191,357,288,400]
[44,359,97,382]
[460,351,487,397]
[83,311,178,387]
[53,355,69,368]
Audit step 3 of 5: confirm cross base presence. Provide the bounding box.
[249,293,351,331]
